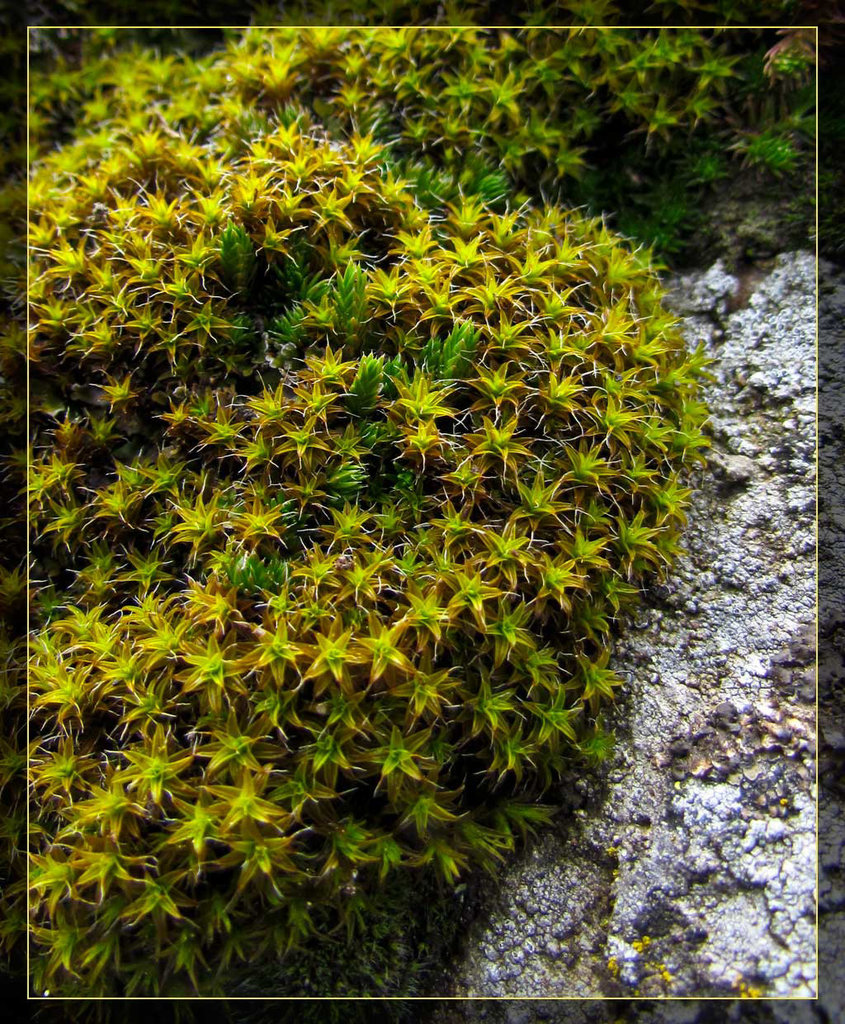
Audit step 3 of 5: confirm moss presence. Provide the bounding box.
[4,17,819,1001]
[28,25,815,265]
[17,29,715,997]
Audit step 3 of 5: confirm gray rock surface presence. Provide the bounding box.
[432,252,819,1008]
[817,257,845,1024]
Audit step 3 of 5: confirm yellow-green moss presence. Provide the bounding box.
[15,27,721,998]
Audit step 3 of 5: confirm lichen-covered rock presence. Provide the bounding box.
[435,252,817,1003]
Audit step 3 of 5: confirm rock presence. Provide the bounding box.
[438,253,818,1004]
[719,453,758,484]
[824,728,845,754]
[662,260,739,318]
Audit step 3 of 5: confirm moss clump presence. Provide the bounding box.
[29,25,815,264]
[18,30,715,998]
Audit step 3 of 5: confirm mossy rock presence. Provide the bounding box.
[679,162,815,269]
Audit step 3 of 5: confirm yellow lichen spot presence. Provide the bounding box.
[737,980,764,998]
[607,956,620,977]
